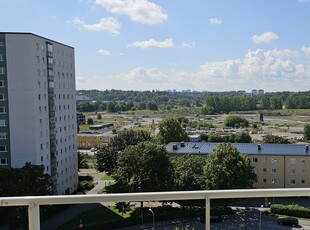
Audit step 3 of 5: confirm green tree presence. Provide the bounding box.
[112,142,173,192]
[87,118,94,125]
[224,115,249,128]
[304,124,310,141]
[204,143,257,190]
[235,131,252,143]
[96,130,152,175]
[78,152,90,170]
[97,114,102,119]
[262,134,290,144]
[208,133,225,142]
[157,115,189,144]
[171,155,205,191]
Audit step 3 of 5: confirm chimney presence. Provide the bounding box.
[172,144,178,150]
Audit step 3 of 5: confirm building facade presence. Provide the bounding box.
[166,142,310,189]
[0,32,78,195]
[77,133,115,149]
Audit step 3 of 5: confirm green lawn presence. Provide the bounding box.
[58,205,135,229]
[101,175,113,180]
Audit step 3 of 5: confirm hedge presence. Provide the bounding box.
[270,204,310,218]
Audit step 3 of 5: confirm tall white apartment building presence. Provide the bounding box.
[0,32,78,195]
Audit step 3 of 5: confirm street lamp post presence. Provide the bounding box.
[259,205,263,230]
[149,208,155,229]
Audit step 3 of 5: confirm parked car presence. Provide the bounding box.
[90,147,97,152]
[277,217,299,227]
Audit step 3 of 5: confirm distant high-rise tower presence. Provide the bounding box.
[0,32,78,195]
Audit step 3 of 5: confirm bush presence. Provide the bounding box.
[79,181,95,191]
[270,204,310,218]
[87,118,94,125]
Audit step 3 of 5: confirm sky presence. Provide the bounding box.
[1,0,310,92]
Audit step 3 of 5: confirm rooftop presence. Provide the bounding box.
[166,142,310,156]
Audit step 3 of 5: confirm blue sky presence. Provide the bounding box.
[1,0,310,92]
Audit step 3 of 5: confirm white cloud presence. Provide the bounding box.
[96,49,110,55]
[94,0,167,24]
[250,32,279,44]
[117,67,167,82]
[302,46,310,56]
[208,17,222,25]
[69,17,120,35]
[181,42,196,48]
[128,38,175,49]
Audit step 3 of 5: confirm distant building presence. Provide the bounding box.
[77,133,116,149]
[89,123,113,130]
[189,134,201,142]
[252,89,258,96]
[77,113,85,125]
[166,142,310,189]
[76,95,92,101]
[258,89,264,95]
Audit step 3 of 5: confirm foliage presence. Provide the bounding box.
[271,204,310,218]
[0,163,53,226]
[79,180,95,191]
[78,152,90,170]
[87,117,94,125]
[235,131,252,143]
[157,115,189,144]
[0,162,53,196]
[115,202,133,217]
[262,134,290,144]
[171,155,206,191]
[97,114,102,119]
[96,129,152,174]
[204,143,257,190]
[224,115,249,128]
[112,141,174,192]
[304,124,310,140]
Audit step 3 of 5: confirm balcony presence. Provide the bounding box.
[1,188,310,230]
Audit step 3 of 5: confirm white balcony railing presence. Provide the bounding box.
[1,188,310,230]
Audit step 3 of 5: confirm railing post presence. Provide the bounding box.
[205,196,210,230]
[29,202,40,230]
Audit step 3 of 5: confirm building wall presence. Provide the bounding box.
[77,134,114,149]
[1,33,78,195]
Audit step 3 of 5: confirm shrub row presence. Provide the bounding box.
[270,204,310,218]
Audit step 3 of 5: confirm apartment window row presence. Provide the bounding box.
[56,104,75,111]
[0,158,8,165]
[0,145,8,152]
[57,94,74,100]
[0,67,5,75]
[56,71,74,79]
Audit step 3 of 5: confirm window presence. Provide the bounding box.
[272,178,277,184]
[37,81,41,88]
[262,157,267,163]
[301,169,305,174]
[38,94,41,100]
[0,67,5,75]
[290,179,296,185]
[271,158,277,163]
[37,56,40,63]
[0,133,7,139]
[0,54,4,61]
[0,107,6,114]
[0,145,8,152]
[301,179,305,184]
[290,169,296,174]
[0,81,4,88]
[290,159,296,165]
[271,168,277,173]
[252,158,258,163]
[0,158,8,165]
[301,159,306,164]
[262,168,267,173]
[262,178,267,183]
[0,94,5,101]
[0,119,6,127]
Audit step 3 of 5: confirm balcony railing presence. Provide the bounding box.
[1,188,310,230]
